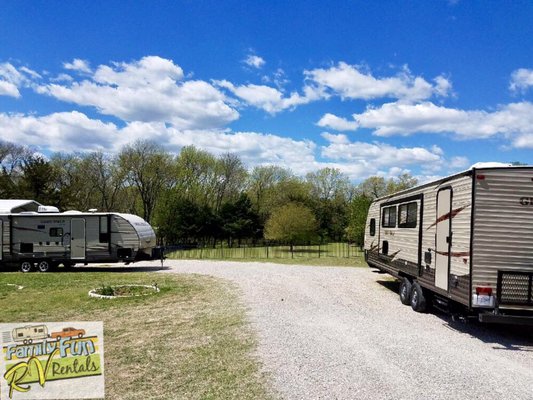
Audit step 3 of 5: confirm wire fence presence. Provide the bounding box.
[165,242,363,260]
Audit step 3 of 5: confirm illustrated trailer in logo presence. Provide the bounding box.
[0,321,104,400]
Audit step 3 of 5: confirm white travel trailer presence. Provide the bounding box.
[12,324,49,344]
[364,166,533,325]
[0,200,161,272]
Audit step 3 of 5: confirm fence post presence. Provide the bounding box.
[266,243,269,259]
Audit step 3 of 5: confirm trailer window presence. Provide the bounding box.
[50,228,63,237]
[369,218,376,236]
[382,206,396,228]
[398,202,418,228]
[99,216,109,243]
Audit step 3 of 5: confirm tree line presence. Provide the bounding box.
[0,139,418,247]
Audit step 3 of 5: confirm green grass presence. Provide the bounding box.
[168,242,365,267]
[0,272,273,400]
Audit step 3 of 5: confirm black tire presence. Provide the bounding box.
[37,260,51,273]
[399,277,412,305]
[20,261,33,273]
[410,282,427,313]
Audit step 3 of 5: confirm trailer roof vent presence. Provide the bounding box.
[88,208,98,213]
[38,205,60,213]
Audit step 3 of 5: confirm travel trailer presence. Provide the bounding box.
[364,166,533,325]
[0,200,161,272]
[12,324,49,344]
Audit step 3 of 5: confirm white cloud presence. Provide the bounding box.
[37,56,239,129]
[449,156,469,169]
[305,62,451,102]
[0,63,39,98]
[215,80,323,114]
[351,101,533,141]
[510,68,533,93]
[321,135,443,169]
[63,59,92,74]
[244,54,265,69]
[320,132,350,144]
[0,111,120,152]
[512,134,533,149]
[51,73,73,82]
[317,113,359,131]
[0,111,318,172]
[2,109,462,181]
[0,80,20,98]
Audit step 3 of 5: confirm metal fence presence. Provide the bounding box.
[165,242,363,260]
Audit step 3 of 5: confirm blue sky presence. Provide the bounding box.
[1,0,533,182]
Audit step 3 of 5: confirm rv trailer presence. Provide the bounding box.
[364,166,533,325]
[0,200,161,272]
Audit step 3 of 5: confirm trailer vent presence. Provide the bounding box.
[497,271,533,306]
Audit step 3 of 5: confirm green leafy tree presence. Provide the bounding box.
[306,167,351,241]
[345,194,372,246]
[0,141,32,198]
[264,202,318,251]
[17,156,59,206]
[156,196,217,245]
[219,193,261,246]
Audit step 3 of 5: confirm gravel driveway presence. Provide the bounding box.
[151,260,533,399]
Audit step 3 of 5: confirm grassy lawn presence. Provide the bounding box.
[0,272,273,400]
[168,242,366,267]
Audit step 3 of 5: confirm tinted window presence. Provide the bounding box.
[50,228,63,237]
[398,202,417,228]
[382,206,396,228]
[99,216,109,243]
[370,218,376,236]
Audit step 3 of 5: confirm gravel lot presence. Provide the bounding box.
[145,260,533,399]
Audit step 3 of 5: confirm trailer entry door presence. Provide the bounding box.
[71,219,86,259]
[435,188,452,290]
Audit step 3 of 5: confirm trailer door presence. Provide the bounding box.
[435,188,452,290]
[71,219,86,259]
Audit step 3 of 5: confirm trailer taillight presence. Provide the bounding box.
[476,175,486,180]
[475,286,493,296]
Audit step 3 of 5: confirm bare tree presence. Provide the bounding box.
[118,140,173,223]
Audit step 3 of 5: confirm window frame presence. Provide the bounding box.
[49,227,63,237]
[99,216,110,243]
[398,201,418,228]
[381,206,397,228]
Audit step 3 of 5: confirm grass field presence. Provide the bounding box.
[168,242,365,267]
[0,272,273,400]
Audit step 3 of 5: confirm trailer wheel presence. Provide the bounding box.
[20,261,33,273]
[37,260,51,273]
[399,278,412,305]
[410,282,427,313]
